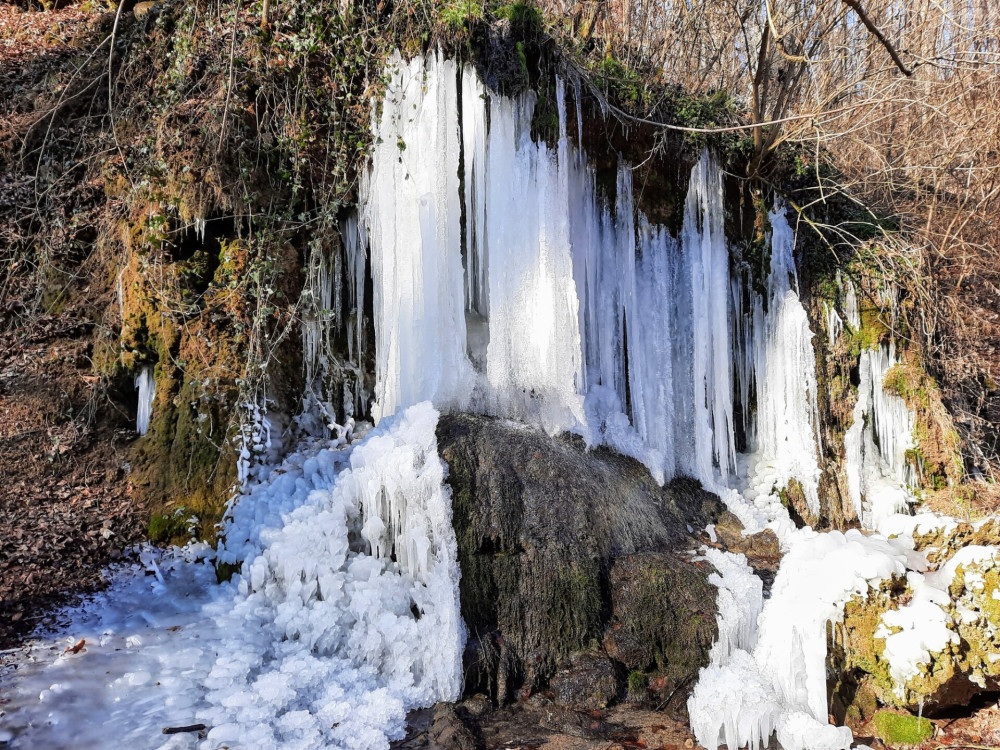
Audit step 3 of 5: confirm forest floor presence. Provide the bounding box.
[0,2,147,649]
[394,697,1000,750]
[0,310,147,650]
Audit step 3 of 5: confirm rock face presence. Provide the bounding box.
[437,413,724,708]
[831,539,1000,722]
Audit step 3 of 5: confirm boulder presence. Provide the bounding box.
[831,541,1000,717]
[438,413,723,703]
[602,552,718,681]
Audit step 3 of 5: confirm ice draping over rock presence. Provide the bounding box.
[359,53,827,501]
[690,529,906,750]
[360,53,475,425]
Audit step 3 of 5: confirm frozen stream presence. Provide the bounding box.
[1,403,464,750]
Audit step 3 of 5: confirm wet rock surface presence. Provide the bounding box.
[437,413,723,706]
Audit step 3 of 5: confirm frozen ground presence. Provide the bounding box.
[0,403,464,750]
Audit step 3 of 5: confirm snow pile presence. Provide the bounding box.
[1,403,463,750]
[135,366,155,436]
[754,531,906,719]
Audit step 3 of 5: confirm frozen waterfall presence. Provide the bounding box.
[359,52,809,491]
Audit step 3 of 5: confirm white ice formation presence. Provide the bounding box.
[135,366,156,436]
[357,51,826,500]
[0,403,463,750]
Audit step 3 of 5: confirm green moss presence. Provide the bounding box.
[849,306,890,354]
[495,1,542,27]
[595,56,646,109]
[884,362,933,410]
[627,670,648,697]
[439,0,484,29]
[839,582,908,706]
[872,711,933,747]
[148,510,192,545]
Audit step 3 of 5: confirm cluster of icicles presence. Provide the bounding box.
[350,51,944,750]
[358,51,825,501]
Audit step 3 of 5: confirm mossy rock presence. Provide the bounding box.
[602,552,718,682]
[834,538,1000,714]
[871,710,933,747]
[438,413,722,702]
[776,477,816,528]
[148,510,192,545]
[882,349,963,491]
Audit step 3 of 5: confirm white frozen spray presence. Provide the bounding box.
[1,403,463,750]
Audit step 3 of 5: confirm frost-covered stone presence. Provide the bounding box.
[835,538,1000,713]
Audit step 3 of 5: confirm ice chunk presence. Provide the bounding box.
[135,366,155,436]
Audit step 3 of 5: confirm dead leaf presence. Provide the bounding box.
[65,638,86,654]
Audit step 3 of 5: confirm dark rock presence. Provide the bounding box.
[550,650,622,710]
[438,413,722,702]
[460,693,492,718]
[429,703,477,750]
[603,552,717,679]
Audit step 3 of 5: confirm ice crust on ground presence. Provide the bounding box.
[1,403,463,750]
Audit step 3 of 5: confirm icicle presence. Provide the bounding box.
[825,302,843,342]
[842,273,861,329]
[684,150,738,483]
[573,75,583,151]
[746,206,823,517]
[135,367,155,436]
[461,64,489,319]
[845,343,918,527]
[360,52,475,423]
[481,87,585,432]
